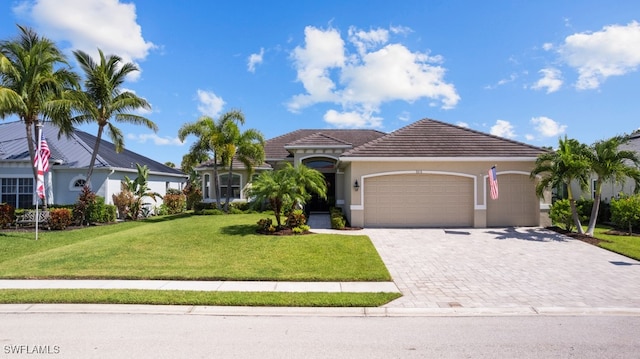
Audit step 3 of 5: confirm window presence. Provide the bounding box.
[203,174,210,199]
[592,179,597,199]
[304,159,335,170]
[219,173,241,199]
[1,178,33,209]
[69,175,87,191]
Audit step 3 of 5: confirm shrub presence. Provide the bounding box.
[330,207,347,230]
[257,218,273,232]
[102,205,117,223]
[610,194,640,235]
[201,209,224,215]
[49,208,73,230]
[183,184,202,210]
[163,193,186,214]
[292,224,311,234]
[230,201,250,212]
[549,199,574,231]
[193,202,217,214]
[0,203,15,228]
[286,209,306,228]
[113,186,135,220]
[73,185,97,225]
[228,207,244,215]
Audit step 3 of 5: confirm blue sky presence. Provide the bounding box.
[2,0,640,166]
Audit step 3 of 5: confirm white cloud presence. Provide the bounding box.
[16,0,156,82]
[247,48,264,73]
[288,25,459,128]
[531,68,563,93]
[490,120,516,139]
[196,90,225,117]
[127,133,184,146]
[485,73,517,90]
[531,116,567,137]
[323,109,382,128]
[456,121,469,128]
[542,43,554,51]
[560,21,640,90]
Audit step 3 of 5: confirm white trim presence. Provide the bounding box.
[68,174,87,192]
[341,157,538,162]
[299,154,340,163]
[354,170,479,210]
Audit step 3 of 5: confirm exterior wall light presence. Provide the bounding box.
[354,180,360,191]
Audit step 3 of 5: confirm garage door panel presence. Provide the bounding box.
[364,174,473,228]
[487,174,538,227]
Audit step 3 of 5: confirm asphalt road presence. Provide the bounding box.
[1,313,639,358]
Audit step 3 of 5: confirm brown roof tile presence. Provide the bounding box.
[342,118,548,158]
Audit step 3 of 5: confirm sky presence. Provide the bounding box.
[2,0,640,166]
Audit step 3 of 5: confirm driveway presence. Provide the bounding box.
[364,227,640,309]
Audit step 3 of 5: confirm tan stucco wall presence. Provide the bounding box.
[343,159,551,228]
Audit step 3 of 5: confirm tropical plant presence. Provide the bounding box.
[66,49,156,185]
[122,163,162,220]
[0,25,79,204]
[610,194,640,235]
[178,110,245,208]
[531,136,591,234]
[246,163,327,228]
[220,122,265,212]
[584,135,640,235]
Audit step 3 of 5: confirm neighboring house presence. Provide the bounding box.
[196,118,551,228]
[0,121,187,209]
[567,131,640,203]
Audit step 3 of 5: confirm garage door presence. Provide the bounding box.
[364,174,474,227]
[486,173,539,227]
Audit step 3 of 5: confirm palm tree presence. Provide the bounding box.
[220,123,265,212]
[68,49,156,185]
[178,110,244,207]
[531,136,591,234]
[0,25,79,201]
[247,163,327,228]
[584,135,640,235]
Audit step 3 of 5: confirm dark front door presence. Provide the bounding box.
[306,173,334,213]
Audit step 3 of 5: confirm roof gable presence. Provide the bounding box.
[342,118,548,158]
[264,129,386,159]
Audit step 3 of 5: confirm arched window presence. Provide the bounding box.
[69,175,87,191]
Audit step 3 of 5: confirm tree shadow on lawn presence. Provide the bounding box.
[220,224,259,236]
[485,227,570,242]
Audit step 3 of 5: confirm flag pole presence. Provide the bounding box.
[35,123,42,241]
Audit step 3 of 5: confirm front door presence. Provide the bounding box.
[306,172,335,213]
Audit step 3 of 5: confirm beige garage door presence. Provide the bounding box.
[486,173,539,227]
[364,174,474,227]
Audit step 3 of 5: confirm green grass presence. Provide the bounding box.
[0,213,397,306]
[592,226,640,261]
[0,289,400,307]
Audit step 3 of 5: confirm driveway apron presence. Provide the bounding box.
[365,227,640,309]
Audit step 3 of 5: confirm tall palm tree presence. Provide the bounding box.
[69,49,156,185]
[531,136,591,234]
[178,110,244,207]
[584,135,640,235]
[0,25,79,200]
[220,123,265,211]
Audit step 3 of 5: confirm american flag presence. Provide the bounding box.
[488,166,499,200]
[34,130,50,199]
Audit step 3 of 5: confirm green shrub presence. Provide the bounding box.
[292,224,311,234]
[0,203,15,228]
[49,208,72,230]
[549,199,574,231]
[201,209,224,215]
[257,218,273,232]
[74,185,97,225]
[610,194,640,234]
[193,202,217,214]
[228,207,244,215]
[230,201,250,212]
[102,205,117,223]
[163,193,186,214]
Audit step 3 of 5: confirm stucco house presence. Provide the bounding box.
[0,121,187,209]
[196,118,551,228]
[567,131,640,203]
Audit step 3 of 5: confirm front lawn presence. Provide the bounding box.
[0,213,399,306]
[592,227,640,261]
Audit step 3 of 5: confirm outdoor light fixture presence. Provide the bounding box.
[354,180,360,191]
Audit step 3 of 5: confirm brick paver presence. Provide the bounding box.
[365,227,640,309]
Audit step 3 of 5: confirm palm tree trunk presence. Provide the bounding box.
[585,180,602,236]
[567,185,585,234]
[212,150,221,209]
[85,125,105,186]
[224,163,234,212]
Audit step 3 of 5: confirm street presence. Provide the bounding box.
[1,312,639,358]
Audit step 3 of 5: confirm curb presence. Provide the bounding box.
[1,304,639,317]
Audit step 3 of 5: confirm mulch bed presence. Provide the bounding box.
[546,226,613,246]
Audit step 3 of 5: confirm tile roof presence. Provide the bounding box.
[341,118,548,158]
[264,129,387,159]
[0,121,185,176]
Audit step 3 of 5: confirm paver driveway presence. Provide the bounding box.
[364,227,640,309]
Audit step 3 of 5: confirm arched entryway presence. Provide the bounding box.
[302,157,336,212]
